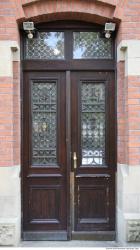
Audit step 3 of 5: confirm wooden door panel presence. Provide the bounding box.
[26,178,66,230]
[29,186,61,223]
[76,175,114,231]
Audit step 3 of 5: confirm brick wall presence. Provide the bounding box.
[0,0,19,41]
[0,0,20,167]
[117,61,128,164]
[127,76,140,165]
[0,76,14,166]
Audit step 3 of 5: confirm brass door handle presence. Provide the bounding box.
[73,152,77,170]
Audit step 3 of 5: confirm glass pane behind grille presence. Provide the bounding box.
[81,81,105,166]
[26,32,64,59]
[31,80,57,165]
[73,32,112,59]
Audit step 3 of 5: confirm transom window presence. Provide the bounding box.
[26,32,65,59]
[73,32,112,59]
[24,29,113,60]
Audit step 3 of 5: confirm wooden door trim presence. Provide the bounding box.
[22,60,115,72]
[66,71,71,240]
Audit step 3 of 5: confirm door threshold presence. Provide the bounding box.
[71,231,115,241]
[20,240,118,248]
[23,231,68,241]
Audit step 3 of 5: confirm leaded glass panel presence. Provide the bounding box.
[81,81,105,166]
[73,32,112,59]
[31,80,57,165]
[25,32,64,59]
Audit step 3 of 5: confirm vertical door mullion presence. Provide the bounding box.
[66,71,71,239]
[65,31,73,60]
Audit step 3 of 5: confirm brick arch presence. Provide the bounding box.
[17,0,121,25]
[25,12,113,25]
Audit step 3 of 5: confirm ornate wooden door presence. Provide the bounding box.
[71,71,115,240]
[22,21,116,240]
[22,70,115,240]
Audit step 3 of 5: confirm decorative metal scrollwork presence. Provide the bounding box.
[31,80,57,165]
[25,32,64,59]
[73,32,112,59]
[81,81,105,166]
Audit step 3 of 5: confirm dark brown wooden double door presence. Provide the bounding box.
[22,70,115,240]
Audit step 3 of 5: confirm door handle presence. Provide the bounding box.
[73,152,77,170]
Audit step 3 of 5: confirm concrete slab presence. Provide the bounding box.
[20,240,118,247]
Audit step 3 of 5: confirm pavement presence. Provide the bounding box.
[20,240,118,248]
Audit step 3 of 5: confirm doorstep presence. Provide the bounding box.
[20,240,118,247]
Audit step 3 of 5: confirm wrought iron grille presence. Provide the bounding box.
[25,32,64,59]
[31,80,57,165]
[73,32,112,59]
[81,81,105,166]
